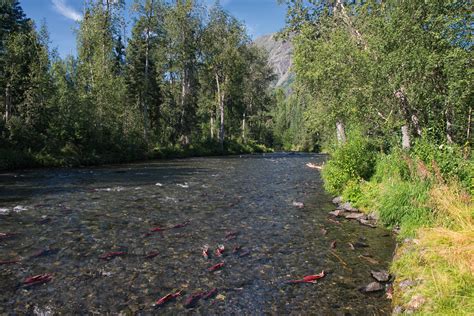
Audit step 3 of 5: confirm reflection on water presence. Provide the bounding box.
[0,153,394,314]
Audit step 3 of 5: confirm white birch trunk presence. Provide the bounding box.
[402,125,411,150]
[336,121,346,144]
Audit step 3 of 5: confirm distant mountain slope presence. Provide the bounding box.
[254,34,294,89]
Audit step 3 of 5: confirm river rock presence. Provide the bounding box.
[371,270,390,282]
[360,281,384,293]
[329,209,345,217]
[345,213,366,220]
[332,196,343,205]
[341,202,358,212]
[359,218,377,228]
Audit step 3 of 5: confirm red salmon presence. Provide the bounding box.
[215,245,225,257]
[155,290,182,306]
[288,271,325,284]
[23,273,53,286]
[202,288,218,300]
[145,251,159,259]
[202,245,210,259]
[171,221,190,229]
[208,262,224,272]
[184,291,205,308]
[99,252,127,260]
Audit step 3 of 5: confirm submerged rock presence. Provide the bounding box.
[371,270,390,282]
[360,281,384,293]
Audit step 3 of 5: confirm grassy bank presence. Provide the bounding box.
[321,133,473,315]
[0,140,272,170]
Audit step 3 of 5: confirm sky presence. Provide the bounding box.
[19,0,287,58]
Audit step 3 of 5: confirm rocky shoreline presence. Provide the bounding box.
[329,196,429,314]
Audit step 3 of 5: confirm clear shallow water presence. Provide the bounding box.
[0,153,395,315]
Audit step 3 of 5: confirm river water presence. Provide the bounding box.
[0,153,394,315]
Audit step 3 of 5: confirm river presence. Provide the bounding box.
[0,153,394,315]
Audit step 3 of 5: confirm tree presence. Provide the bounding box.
[126,0,166,141]
[202,4,249,149]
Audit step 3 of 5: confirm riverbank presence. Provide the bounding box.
[320,134,473,314]
[0,140,272,171]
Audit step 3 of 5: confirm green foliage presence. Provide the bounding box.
[322,132,376,195]
[377,178,432,237]
[411,138,473,189]
[371,150,411,183]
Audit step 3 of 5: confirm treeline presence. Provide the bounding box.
[277,1,473,314]
[0,0,275,168]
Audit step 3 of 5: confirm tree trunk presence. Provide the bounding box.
[395,88,422,139]
[216,73,225,150]
[467,106,472,144]
[4,84,11,122]
[210,113,215,139]
[180,67,191,145]
[445,108,453,144]
[466,106,472,158]
[142,1,153,141]
[336,121,346,144]
[242,112,246,142]
[402,125,411,149]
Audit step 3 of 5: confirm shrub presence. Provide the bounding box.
[322,132,376,195]
[411,139,472,189]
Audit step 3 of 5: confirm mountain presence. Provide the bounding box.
[253,33,294,89]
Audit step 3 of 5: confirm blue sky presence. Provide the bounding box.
[19,0,287,58]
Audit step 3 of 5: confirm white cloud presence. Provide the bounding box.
[52,0,82,21]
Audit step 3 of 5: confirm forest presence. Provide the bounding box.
[0,0,275,169]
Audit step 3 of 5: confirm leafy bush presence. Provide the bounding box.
[322,132,376,195]
[371,150,411,183]
[411,139,472,189]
